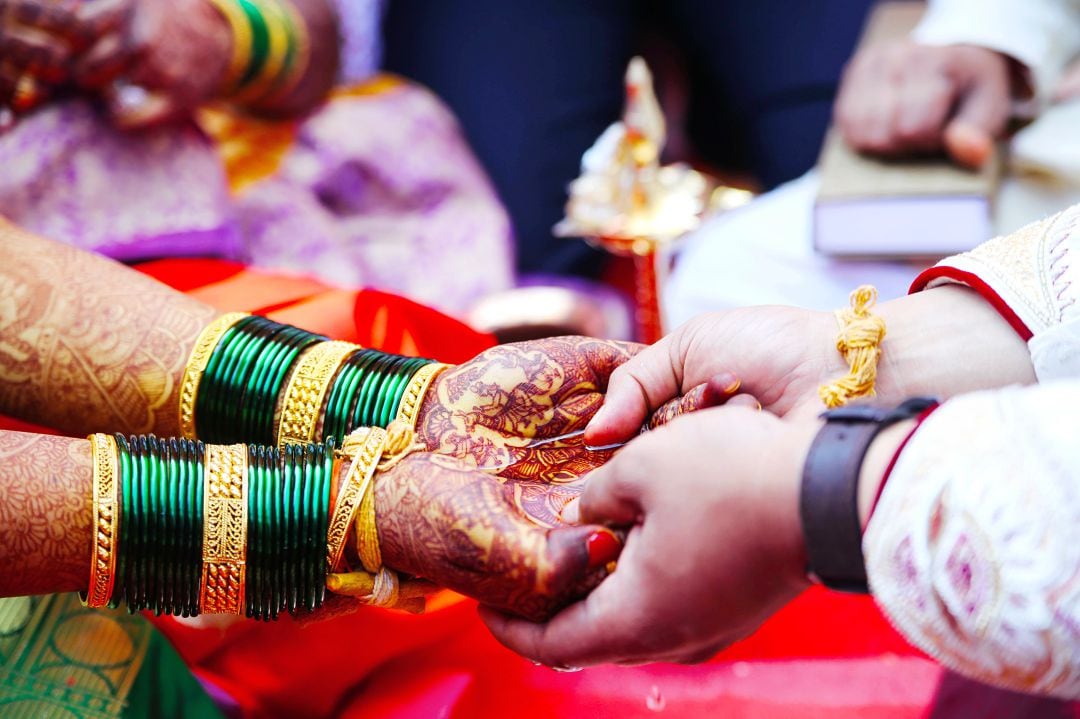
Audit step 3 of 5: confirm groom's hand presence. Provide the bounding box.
[586,308,842,448]
[482,407,815,665]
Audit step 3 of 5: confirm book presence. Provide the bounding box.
[813,1,1001,259]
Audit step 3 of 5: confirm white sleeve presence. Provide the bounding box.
[864,381,1080,699]
[912,202,1080,382]
[912,0,1080,103]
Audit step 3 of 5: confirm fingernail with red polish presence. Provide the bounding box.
[716,372,741,395]
[586,529,622,569]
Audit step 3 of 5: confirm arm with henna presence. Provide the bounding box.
[0,428,617,620]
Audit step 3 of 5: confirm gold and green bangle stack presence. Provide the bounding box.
[85,433,333,619]
[180,314,445,448]
[206,0,310,106]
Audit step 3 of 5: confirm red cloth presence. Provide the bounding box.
[3,258,944,718]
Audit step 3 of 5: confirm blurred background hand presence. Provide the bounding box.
[835,41,1016,168]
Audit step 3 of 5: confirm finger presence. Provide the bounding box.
[837,49,902,153]
[646,372,742,430]
[479,539,659,667]
[893,74,954,152]
[71,31,129,88]
[0,24,72,81]
[725,392,761,410]
[944,73,1010,168]
[71,0,130,45]
[575,451,646,527]
[2,0,79,35]
[377,454,622,621]
[585,335,682,445]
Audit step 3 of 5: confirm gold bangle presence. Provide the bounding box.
[179,312,250,439]
[204,0,254,94]
[394,363,451,431]
[818,285,886,408]
[277,340,361,448]
[200,444,248,615]
[325,427,387,572]
[83,434,120,608]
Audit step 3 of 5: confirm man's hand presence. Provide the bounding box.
[586,308,841,447]
[481,407,817,665]
[835,42,1015,168]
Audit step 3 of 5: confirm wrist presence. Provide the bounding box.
[777,418,824,590]
[873,285,1034,404]
[856,418,916,529]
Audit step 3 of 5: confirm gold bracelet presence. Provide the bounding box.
[325,427,387,572]
[179,312,250,439]
[83,434,120,608]
[818,285,886,408]
[277,340,361,448]
[394,363,451,431]
[200,444,248,615]
[204,0,255,95]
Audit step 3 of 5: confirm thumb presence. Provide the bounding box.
[577,454,646,527]
[944,81,1009,168]
[586,335,682,445]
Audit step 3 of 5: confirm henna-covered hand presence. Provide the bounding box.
[372,452,621,622]
[417,337,640,482]
[430,365,757,530]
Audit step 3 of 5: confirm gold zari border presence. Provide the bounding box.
[179,312,250,439]
[325,427,388,572]
[84,434,119,608]
[277,340,361,448]
[200,444,248,615]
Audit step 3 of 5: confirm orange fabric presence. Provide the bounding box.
[1,257,942,718]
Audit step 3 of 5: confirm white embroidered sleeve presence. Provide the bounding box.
[913,0,1080,103]
[913,202,1080,381]
[864,382,1080,699]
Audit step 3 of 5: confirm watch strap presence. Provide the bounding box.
[800,398,937,593]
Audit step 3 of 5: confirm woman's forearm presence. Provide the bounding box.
[0,431,91,597]
[0,220,217,435]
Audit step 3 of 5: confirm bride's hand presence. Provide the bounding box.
[415,337,753,492]
[415,337,642,483]
[371,452,622,621]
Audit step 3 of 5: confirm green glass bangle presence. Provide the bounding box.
[113,434,132,611]
[322,350,378,443]
[336,351,381,436]
[351,353,397,431]
[212,322,270,442]
[195,318,253,441]
[236,0,271,88]
[235,322,288,442]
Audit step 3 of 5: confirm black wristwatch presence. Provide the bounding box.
[799,397,938,593]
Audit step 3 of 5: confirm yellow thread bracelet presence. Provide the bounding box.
[818,285,886,408]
